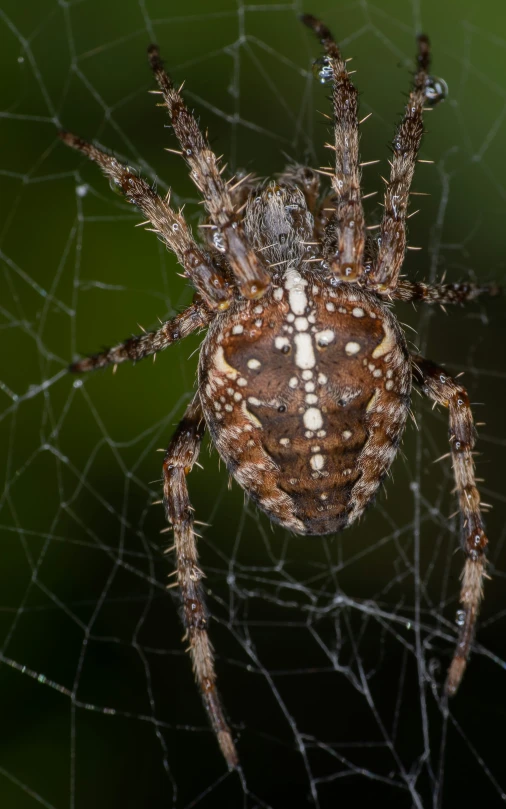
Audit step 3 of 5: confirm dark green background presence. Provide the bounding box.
[1,0,505,807]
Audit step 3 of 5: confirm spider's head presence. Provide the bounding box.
[243,183,314,270]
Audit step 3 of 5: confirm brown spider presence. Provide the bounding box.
[60,14,499,770]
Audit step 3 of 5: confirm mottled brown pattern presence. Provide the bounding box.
[60,14,500,770]
[200,283,410,535]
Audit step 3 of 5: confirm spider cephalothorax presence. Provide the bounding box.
[60,13,498,770]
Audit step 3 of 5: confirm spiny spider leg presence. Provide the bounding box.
[163,395,238,769]
[59,132,231,312]
[369,36,432,292]
[412,355,489,696]
[70,303,210,373]
[392,279,501,304]
[301,14,365,282]
[148,46,271,300]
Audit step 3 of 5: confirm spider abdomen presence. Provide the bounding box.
[199,274,412,535]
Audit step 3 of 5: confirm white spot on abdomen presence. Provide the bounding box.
[310,454,325,471]
[303,408,323,430]
[372,320,397,358]
[275,336,290,351]
[294,333,315,369]
[345,341,361,355]
[315,330,335,346]
[284,269,308,315]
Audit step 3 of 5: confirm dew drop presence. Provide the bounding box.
[455,609,466,627]
[424,75,448,106]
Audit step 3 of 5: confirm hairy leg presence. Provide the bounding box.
[368,36,435,292]
[163,396,238,768]
[59,132,231,312]
[412,355,489,695]
[301,14,365,281]
[70,303,210,373]
[390,279,501,304]
[148,46,270,300]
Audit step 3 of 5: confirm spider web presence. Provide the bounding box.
[1,0,505,806]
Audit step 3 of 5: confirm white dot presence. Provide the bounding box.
[352,307,365,318]
[248,397,261,405]
[253,305,263,314]
[254,319,263,327]
[316,430,326,438]
[385,380,394,390]
[232,324,244,335]
[316,330,335,346]
[303,408,323,430]
[273,287,284,301]
[275,336,290,351]
[294,333,316,369]
[302,370,313,380]
[342,430,352,440]
[224,404,233,412]
[305,394,318,404]
[345,341,361,355]
[238,377,247,387]
[234,392,242,401]
[373,369,382,377]
[304,382,315,392]
[295,317,309,331]
[310,454,325,470]
[318,374,327,385]
[311,445,321,453]
[247,358,261,370]
[304,431,314,438]
[289,377,298,388]
[325,301,335,312]
[320,493,328,500]
[279,437,290,446]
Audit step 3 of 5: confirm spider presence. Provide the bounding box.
[60,14,499,770]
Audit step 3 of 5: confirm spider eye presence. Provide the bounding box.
[277,405,287,413]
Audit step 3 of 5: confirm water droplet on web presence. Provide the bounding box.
[73,379,83,389]
[313,56,333,84]
[76,183,89,198]
[456,609,466,627]
[17,56,24,64]
[424,75,448,106]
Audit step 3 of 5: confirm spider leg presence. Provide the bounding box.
[59,132,232,312]
[412,355,489,696]
[70,302,210,373]
[148,46,271,300]
[390,279,501,304]
[301,15,365,282]
[163,395,238,769]
[368,36,434,293]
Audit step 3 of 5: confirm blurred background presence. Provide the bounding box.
[1,0,505,806]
